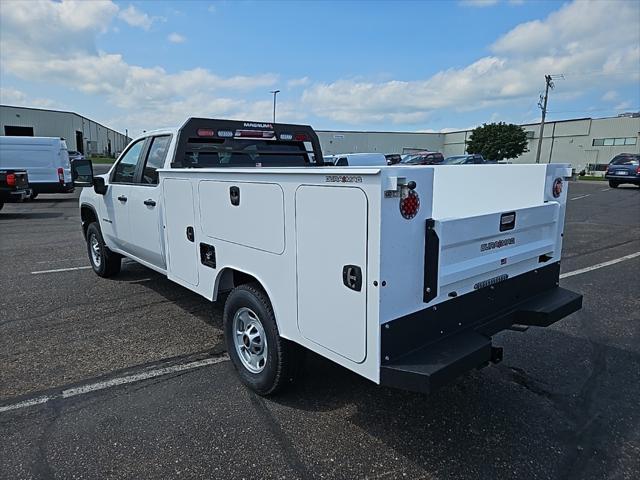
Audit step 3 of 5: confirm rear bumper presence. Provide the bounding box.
[32,182,75,194]
[605,174,640,183]
[0,188,30,202]
[380,263,582,393]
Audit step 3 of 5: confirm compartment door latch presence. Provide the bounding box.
[342,265,362,292]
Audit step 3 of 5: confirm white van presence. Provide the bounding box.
[0,136,74,196]
[331,153,388,167]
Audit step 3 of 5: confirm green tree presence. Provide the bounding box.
[466,122,528,161]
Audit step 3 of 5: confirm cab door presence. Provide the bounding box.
[100,138,147,251]
[126,135,172,269]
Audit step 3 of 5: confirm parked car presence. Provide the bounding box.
[331,153,388,167]
[385,154,402,165]
[443,154,486,165]
[399,151,444,165]
[68,150,85,162]
[605,153,640,188]
[0,136,74,197]
[0,169,30,210]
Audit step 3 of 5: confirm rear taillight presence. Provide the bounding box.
[58,167,64,183]
[636,166,640,174]
[6,173,16,187]
[399,190,420,219]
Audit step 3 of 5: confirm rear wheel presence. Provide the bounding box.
[223,283,303,395]
[86,222,121,277]
[609,180,619,188]
[29,192,38,200]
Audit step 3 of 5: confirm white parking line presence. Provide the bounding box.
[600,188,611,192]
[31,266,91,274]
[0,355,229,414]
[560,251,640,279]
[570,194,591,200]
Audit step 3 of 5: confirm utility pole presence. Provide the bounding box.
[535,75,554,163]
[270,90,280,123]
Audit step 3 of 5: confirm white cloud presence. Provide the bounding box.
[168,33,186,44]
[602,90,618,102]
[118,5,154,30]
[302,0,640,125]
[287,77,310,88]
[614,101,633,111]
[0,0,279,135]
[208,4,217,14]
[460,0,499,7]
[0,86,58,108]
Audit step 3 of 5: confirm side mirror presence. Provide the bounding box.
[93,176,108,195]
[72,159,94,187]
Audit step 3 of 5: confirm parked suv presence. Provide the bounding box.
[605,153,640,188]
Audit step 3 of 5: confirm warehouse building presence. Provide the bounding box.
[318,114,640,172]
[0,105,130,157]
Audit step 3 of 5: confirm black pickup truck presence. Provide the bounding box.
[0,169,30,210]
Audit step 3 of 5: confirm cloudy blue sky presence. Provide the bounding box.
[1,0,639,136]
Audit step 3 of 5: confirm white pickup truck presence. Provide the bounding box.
[73,118,582,395]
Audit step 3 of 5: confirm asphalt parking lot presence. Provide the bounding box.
[1,179,639,480]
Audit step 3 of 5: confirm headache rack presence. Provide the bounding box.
[171,118,325,168]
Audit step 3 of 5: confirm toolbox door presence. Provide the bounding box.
[295,185,368,363]
[163,178,199,286]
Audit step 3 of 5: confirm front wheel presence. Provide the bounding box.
[86,222,121,277]
[609,180,619,188]
[223,283,303,395]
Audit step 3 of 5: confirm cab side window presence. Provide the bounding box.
[141,136,171,185]
[112,139,145,183]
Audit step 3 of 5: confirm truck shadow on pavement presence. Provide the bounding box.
[271,328,640,479]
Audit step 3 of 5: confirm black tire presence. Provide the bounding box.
[609,180,619,188]
[0,202,4,211]
[86,222,121,277]
[223,283,303,395]
[29,192,38,200]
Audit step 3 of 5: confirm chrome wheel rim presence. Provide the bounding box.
[90,234,101,267]
[233,307,268,373]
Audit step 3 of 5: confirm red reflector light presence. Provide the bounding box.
[58,167,64,183]
[6,173,16,187]
[197,128,216,137]
[235,130,275,139]
[636,166,640,174]
[294,133,309,142]
[399,190,420,219]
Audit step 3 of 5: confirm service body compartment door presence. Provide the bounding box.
[163,178,199,286]
[295,186,368,363]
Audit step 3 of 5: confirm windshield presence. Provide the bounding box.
[444,156,468,165]
[610,155,639,165]
[400,154,423,164]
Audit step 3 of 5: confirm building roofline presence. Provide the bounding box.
[0,104,129,138]
[317,129,443,135]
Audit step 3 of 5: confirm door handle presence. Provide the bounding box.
[117,195,127,202]
[342,265,363,292]
[143,199,156,207]
[229,186,240,206]
[186,226,194,242]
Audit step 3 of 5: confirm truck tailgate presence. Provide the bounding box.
[432,202,559,300]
